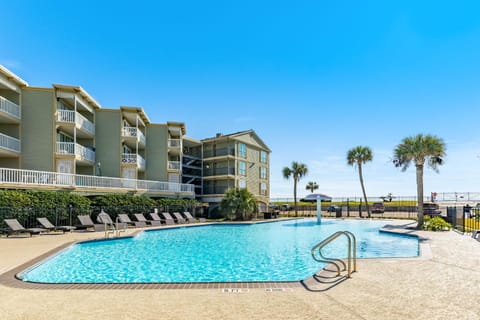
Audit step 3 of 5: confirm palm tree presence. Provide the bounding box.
[393,134,446,228]
[283,162,308,217]
[221,188,258,221]
[306,181,319,193]
[347,146,373,218]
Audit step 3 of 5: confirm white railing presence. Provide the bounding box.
[122,127,146,145]
[0,167,195,194]
[0,133,20,152]
[0,96,21,119]
[168,139,181,148]
[57,110,95,135]
[122,153,145,168]
[56,142,95,163]
[168,161,181,170]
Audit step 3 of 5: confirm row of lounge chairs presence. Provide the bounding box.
[2,211,199,237]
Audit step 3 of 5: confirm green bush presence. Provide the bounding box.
[423,215,451,231]
[91,194,156,216]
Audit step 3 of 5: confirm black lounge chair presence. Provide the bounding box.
[77,215,105,232]
[183,211,197,223]
[160,212,175,225]
[97,211,126,230]
[134,213,161,226]
[3,219,46,237]
[149,212,167,225]
[118,214,145,228]
[171,212,186,224]
[36,217,76,233]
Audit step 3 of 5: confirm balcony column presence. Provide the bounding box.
[73,96,77,174]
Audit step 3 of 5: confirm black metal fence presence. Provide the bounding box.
[445,206,480,233]
[271,205,418,220]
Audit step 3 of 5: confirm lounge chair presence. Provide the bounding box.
[183,211,197,223]
[97,211,126,230]
[171,212,186,224]
[160,212,176,225]
[3,219,46,237]
[118,214,145,228]
[149,212,168,225]
[36,217,76,233]
[77,215,105,232]
[134,213,161,226]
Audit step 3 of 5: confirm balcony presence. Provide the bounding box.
[168,161,181,171]
[168,139,181,148]
[0,132,20,153]
[122,153,146,169]
[0,96,21,121]
[203,148,235,158]
[0,167,195,197]
[56,142,95,163]
[122,127,146,146]
[203,167,235,177]
[57,110,95,136]
[202,186,230,195]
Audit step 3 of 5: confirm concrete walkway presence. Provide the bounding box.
[0,220,479,320]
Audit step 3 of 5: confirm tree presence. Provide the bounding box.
[393,134,446,228]
[220,188,258,221]
[347,146,373,218]
[283,162,308,217]
[306,181,319,193]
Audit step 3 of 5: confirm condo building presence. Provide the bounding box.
[0,65,270,208]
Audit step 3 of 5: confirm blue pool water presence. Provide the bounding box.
[20,219,418,283]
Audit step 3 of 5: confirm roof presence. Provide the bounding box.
[120,106,151,125]
[53,84,102,109]
[201,129,271,152]
[0,65,28,87]
[167,121,186,135]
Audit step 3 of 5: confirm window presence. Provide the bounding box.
[261,151,267,163]
[260,182,267,195]
[260,167,267,179]
[239,143,247,158]
[239,179,246,189]
[239,161,246,176]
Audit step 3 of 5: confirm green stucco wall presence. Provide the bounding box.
[146,124,168,181]
[95,110,121,177]
[20,88,54,171]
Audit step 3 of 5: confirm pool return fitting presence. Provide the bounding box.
[311,231,357,278]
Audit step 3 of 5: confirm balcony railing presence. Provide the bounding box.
[0,133,20,153]
[122,153,146,168]
[203,186,231,195]
[203,148,235,158]
[56,142,95,163]
[0,96,21,120]
[57,110,95,135]
[0,167,195,195]
[203,167,235,176]
[122,127,146,145]
[168,139,181,148]
[168,161,181,171]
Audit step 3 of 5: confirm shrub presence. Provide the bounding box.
[423,215,451,231]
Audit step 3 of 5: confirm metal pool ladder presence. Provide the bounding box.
[311,231,357,278]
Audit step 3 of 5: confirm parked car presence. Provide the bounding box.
[327,205,340,212]
[371,202,385,213]
[280,204,292,211]
[268,204,279,211]
[423,202,441,216]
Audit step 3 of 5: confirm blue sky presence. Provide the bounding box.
[2,1,480,198]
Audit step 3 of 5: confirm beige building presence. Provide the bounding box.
[0,65,271,203]
[202,130,270,211]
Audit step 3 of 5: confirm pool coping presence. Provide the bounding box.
[0,219,430,290]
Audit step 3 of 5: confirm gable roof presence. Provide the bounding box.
[202,129,271,152]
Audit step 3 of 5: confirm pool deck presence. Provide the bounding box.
[0,219,479,319]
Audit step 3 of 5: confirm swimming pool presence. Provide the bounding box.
[19,219,419,283]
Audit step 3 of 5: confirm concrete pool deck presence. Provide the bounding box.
[0,219,479,319]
